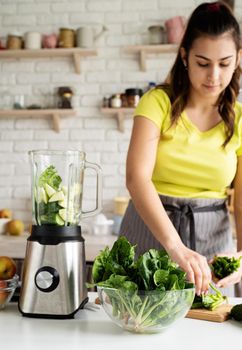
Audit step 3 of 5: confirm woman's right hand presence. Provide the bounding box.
[167,243,212,295]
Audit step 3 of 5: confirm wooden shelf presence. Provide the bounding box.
[0,109,76,132]
[0,48,98,74]
[123,44,178,71]
[101,107,135,132]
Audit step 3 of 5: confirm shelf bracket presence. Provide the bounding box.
[52,113,60,132]
[117,111,125,132]
[140,50,147,71]
[72,53,81,74]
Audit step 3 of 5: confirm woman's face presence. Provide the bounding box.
[183,33,239,100]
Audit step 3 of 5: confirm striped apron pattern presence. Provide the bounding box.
[119,194,234,260]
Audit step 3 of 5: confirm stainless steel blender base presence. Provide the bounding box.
[19,239,88,318]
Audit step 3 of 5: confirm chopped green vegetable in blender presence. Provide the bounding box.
[35,165,77,226]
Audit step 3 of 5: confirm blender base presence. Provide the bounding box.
[19,296,89,319]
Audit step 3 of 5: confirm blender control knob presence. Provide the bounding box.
[35,266,59,292]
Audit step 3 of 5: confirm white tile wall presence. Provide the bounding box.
[0,0,241,226]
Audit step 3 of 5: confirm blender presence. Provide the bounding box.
[18,150,102,318]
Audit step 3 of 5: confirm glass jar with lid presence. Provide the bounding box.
[125,88,143,108]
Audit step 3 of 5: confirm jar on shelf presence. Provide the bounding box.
[58,28,75,48]
[7,33,22,50]
[13,95,25,109]
[57,86,73,109]
[110,94,122,108]
[121,93,128,108]
[148,25,165,45]
[102,96,110,108]
[125,88,143,108]
[24,31,42,49]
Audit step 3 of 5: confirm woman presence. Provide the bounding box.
[119,1,242,296]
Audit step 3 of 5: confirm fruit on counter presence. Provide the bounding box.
[0,209,12,219]
[210,255,242,279]
[36,165,81,226]
[230,304,242,322]
[6,219,24,236]
[0,256,16,280]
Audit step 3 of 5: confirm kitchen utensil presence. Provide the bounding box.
[19,150,102,318]
[186,304,233,322]
[76,25,107,48]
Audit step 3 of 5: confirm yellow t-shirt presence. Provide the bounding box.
[134,88,242,198]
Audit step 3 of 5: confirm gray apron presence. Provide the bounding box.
[119,194,234,260]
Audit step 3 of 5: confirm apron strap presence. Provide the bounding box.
[163,202,226,250]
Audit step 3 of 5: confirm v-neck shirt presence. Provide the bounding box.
[134,88,242,198]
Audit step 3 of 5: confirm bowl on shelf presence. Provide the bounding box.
[97,286,195,333]
[0,274,19,310]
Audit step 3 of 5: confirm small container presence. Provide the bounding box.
[24,32,42,49]
[102,96,110,108]
[13,95,25,109]
[121,93,128,108]
[7,34,22,50]
[57,86,73,109]
[110,94,122,108]
[125,88,143,108]
[58,28,75,48]
[93,214,114,236]
[114,196,129,216]
[0,274,19,310]
[148,25,165,45]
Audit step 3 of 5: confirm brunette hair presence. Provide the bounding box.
[160,1,241,147]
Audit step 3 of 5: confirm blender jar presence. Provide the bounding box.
[29,150,102,226]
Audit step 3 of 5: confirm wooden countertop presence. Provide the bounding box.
[0,233,117,262]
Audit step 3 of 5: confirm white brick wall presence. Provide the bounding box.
[0,0,241,227]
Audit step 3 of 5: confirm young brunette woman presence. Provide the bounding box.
[119,2,242,295]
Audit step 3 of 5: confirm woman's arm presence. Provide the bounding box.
[126,116,211,294]
[215,156,242,288]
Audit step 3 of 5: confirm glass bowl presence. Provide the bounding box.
[0,274,19,310]
[97,286,195,333]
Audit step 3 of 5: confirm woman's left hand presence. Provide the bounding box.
[209,252,242,288]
